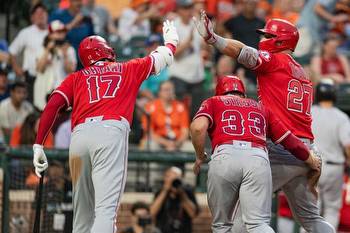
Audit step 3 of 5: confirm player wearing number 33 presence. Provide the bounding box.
[191,75,321,233]
[193,10,334,233]
[32,20,179,233]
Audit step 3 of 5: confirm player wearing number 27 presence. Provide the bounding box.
[193,10,335,233]
[32,20,179,233]
[191,75,320,233]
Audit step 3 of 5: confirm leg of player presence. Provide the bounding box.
[90,120,130,233]
[317,163,343,229]
[69,131,95,233]
[207,149,240,233]
[239,152,275,233]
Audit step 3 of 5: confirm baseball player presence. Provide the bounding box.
[32,21,179,233]
[312,80,350,229]
[193,11,335,232]
[191,75,320,233]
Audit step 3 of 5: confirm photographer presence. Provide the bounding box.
[35,20,76,110]
[121,202,161,233]
[150,167,199,233]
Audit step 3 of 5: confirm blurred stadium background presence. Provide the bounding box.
[0,0,350,232]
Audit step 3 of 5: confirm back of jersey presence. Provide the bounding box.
[254,51,313,139]
[54,56,154,129]
[195,95,269,149]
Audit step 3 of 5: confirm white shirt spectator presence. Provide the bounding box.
[168,17,204,84]
[9,25,48,76]
[54,119,71,149]
[0,97,33,131]
[34,45,76,110]
[118,8,150,42]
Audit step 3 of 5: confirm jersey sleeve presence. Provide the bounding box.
[339,115,350,147]
[252,50,280,74]
[125,56,154,84]
[193,99,214,128]
[52,73,75,108]
[265,107,291,143]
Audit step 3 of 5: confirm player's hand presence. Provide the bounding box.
[305,150,321,172]
[33,144,48,178]
[308,169,321,199]
[163,20,179,47]
[192,10,216,44]
[193,154,207,175]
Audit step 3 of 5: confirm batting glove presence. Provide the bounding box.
[33,144,48,178]
[193,10,216,44]
[163,20,179,47]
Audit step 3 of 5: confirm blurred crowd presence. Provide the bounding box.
[0,0,350,232]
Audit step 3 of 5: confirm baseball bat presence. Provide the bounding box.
[33,172,44,233]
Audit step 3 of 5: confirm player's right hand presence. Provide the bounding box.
[163,20,179,47]
[192,10,216,44]
[33,144,48,178]
[305,150,321,172]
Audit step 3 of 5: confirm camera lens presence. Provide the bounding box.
[172,178,182,188]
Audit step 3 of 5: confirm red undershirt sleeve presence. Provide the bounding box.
[35,93,67,145]
[279,133,310,161]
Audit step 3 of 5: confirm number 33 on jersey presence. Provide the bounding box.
[194,95,291,149]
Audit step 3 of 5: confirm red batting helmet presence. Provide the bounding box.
[78,35,116,67]
[256,18,299,53]
[215,75,246,96]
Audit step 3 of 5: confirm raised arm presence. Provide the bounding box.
[193,10,259,69]
[150,20,179,75]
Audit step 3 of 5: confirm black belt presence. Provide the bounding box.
[326,161,344,165]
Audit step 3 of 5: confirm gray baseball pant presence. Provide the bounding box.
[207,143,275,233]
[232,140,335,233]
[318,162,344,229]
[69,119,130,233]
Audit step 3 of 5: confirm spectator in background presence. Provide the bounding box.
[0,69,10,101]
[168,0,204,118]
[0,82,33,142]
[311,35,350,83]
[312,80,350,229]
[9,3,48,103]
[10,112,54,148]
[121,201,161,233]
[224,0,265,84]
[0,39,9,70]
[141,81,190,151]
[50,0,94,68]
[83,0,117,39]
[150,167,199,233]
[266,0,303,24]
[295,0,348,63]
[118,0,157,42]
[35,20,76,110]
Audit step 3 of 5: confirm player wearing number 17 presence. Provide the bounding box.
[193,10,334,233]
[32,20,179,233]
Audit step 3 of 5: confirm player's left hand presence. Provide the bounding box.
[192,10,216,44]
[193,153,207,175]
[308,169,321,199]
[163,20,179,47]
[33,144,48,178]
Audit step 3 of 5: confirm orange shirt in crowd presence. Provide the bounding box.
[142,99,189,140]
[10,125,54,148]
[267,8,299,25]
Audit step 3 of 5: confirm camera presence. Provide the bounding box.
[172,178,182,189]
[138,216,152,227]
